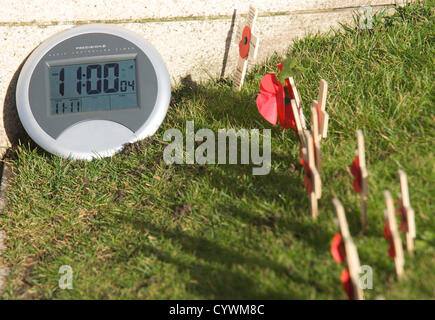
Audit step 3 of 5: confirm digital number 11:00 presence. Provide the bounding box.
[57,63,135,96]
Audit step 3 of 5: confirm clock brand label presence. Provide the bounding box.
[75,44,107,50]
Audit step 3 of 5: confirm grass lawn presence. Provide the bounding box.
[0,1,434,299]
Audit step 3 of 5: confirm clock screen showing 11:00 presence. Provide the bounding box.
[49,59,138,115]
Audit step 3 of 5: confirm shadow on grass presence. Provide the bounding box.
[176,161,332,250]
[113,77,335,298]
[119,216,332,299]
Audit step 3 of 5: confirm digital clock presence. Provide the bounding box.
[49,59,138,115]
[16,24,171,160]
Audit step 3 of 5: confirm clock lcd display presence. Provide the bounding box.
[49,59,138,115]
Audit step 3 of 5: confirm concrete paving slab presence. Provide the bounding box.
[0,1,403,23]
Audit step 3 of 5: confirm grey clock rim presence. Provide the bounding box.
[16,24,171,160]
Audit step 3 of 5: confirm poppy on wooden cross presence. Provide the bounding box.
[302,130,321,219]
[350,130,369,230]
[331,199,364,300]
[255,64,306,132]
[255,64,301,131]
[384,190,405,279]
[233,6,260,90]
[397,170,416,254]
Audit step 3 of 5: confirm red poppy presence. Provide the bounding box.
[301,159,313,194]
[256,74,285,126]
[239,26,251,59]
[331,233,346,263]
[350,156,362,193]
[384,221,396,258]
[256,63,300,130]
[341,269,355,300]
[396,200,408,232]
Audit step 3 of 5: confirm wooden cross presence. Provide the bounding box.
[233,6,260,90]
[303,130,321,219]
[332,198,364,300]
[398,170,416,254]
[352,130,369,230]
[384,190,405,279]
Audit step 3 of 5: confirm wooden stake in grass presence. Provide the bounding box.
[350,130,369,230]
[290,99,306,148]
[311,103,321,172]
[286,78,307,164]
[397,170,416,254]
[309,80,329,173]
[331,198,364,300]
[314,79,330,139]
[233,6,260,90]
[384,190,405,279]
[302,130,321,219]
[317,80,329,138]
[288,77,306,130]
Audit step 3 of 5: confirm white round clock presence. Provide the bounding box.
[16,24,171,160]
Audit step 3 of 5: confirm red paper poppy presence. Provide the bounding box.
[396,200,408,232]
[384,221,396,258]
[350,156,362,193]
[341,269,355,300]
[301,159,313,194]
[256,63,300,130]
[331,233,346,263]
[239,26,251,59]
[256,74,285,126]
